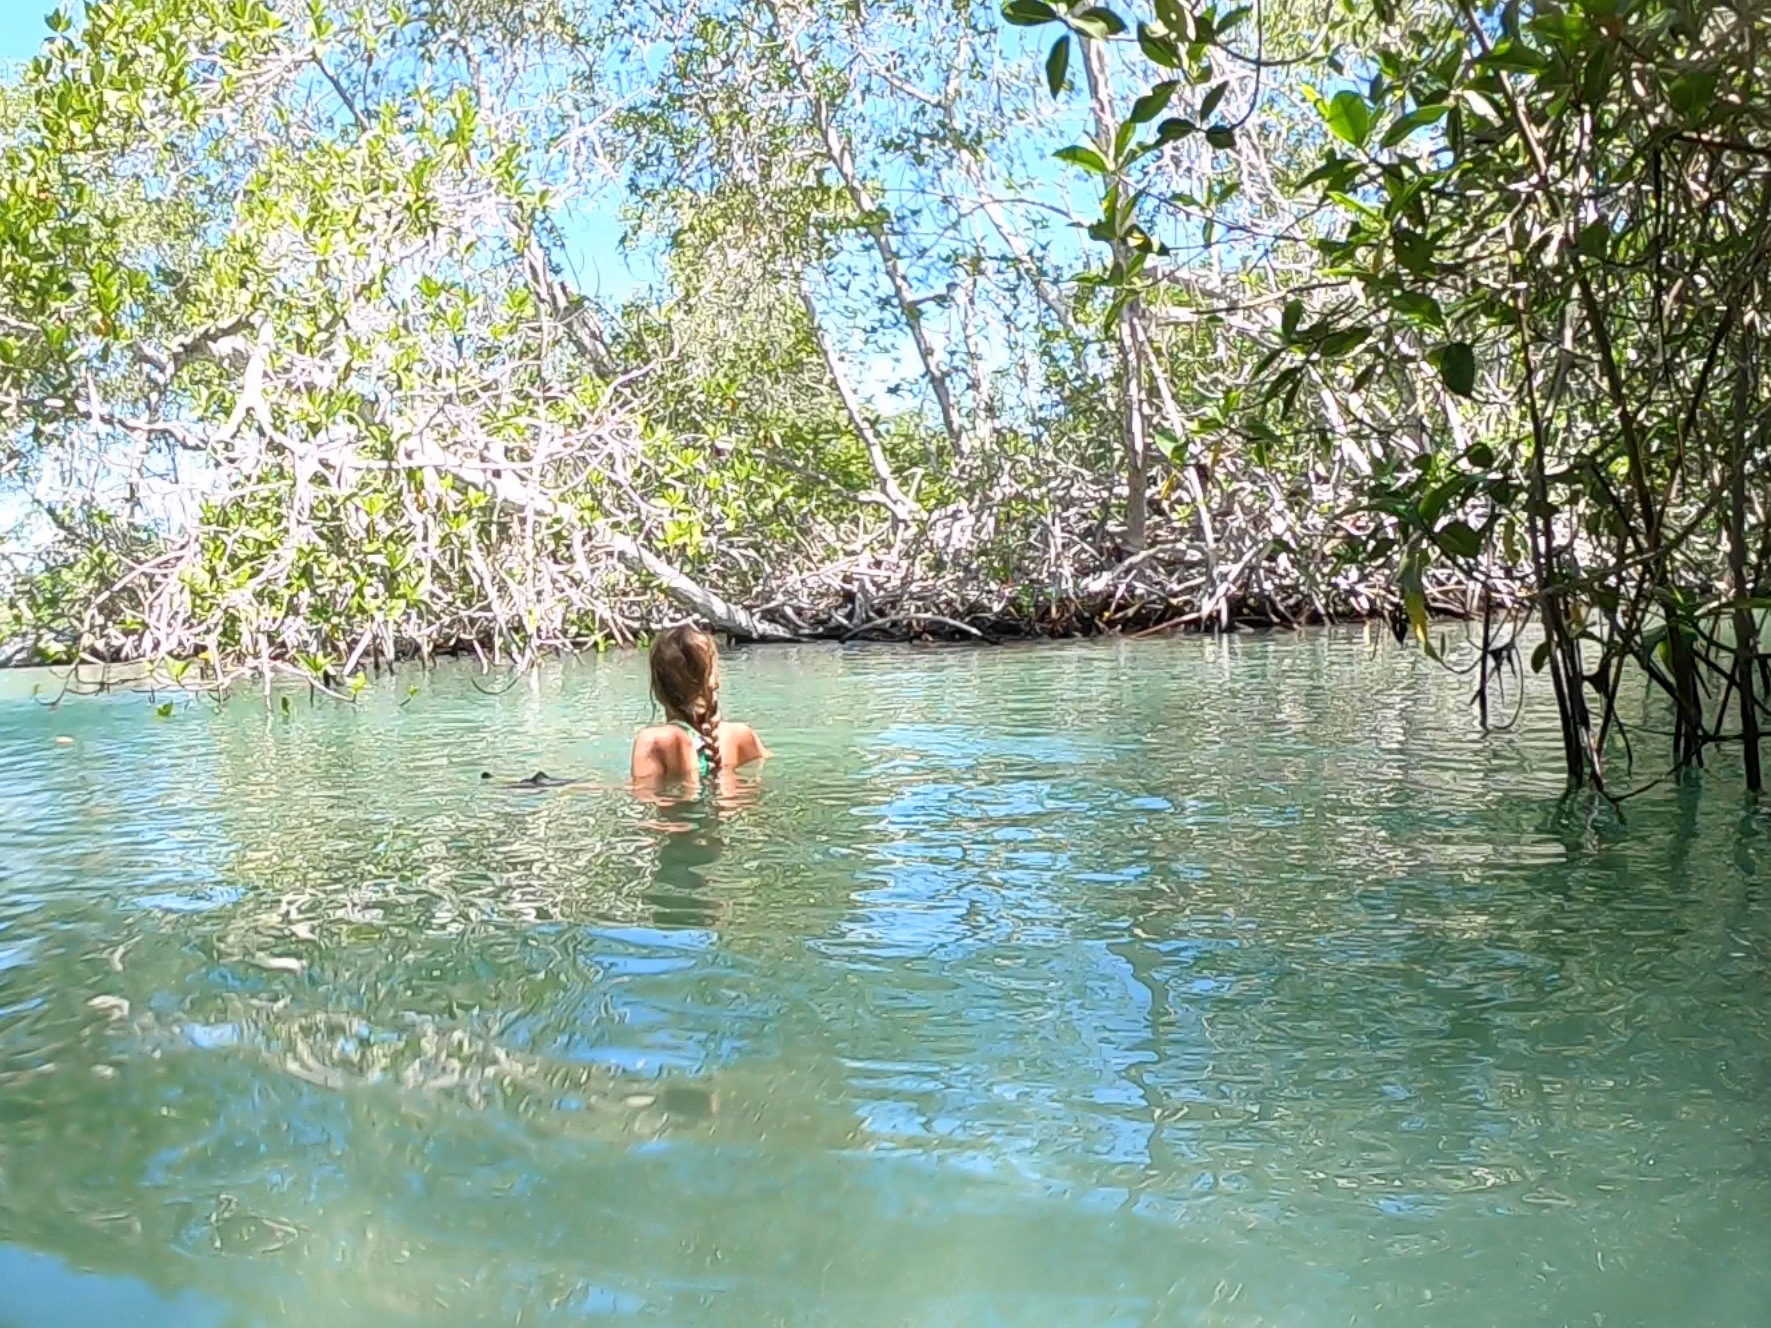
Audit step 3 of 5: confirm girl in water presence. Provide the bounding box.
[631,624,769,785]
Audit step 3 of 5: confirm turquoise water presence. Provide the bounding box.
[0,632,1768,1327]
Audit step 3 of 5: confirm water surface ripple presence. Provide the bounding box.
[0,632,1767,1326]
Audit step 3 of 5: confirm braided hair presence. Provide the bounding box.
[649,624,723,777]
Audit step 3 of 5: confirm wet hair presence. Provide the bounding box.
[649,624,722,776]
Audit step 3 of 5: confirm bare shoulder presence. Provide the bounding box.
[631,724,693,779]
[717,720,770,766]
[633,723,689,750]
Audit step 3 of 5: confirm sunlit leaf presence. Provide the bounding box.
[1480,39,1550,72]
[1392,289,1445,327]
[1128,80,1177,124]
[1070,6,1127,37]
[1054,144,1110,173]
[1328,189,1384,225]
[1137,23,1182,67]
[1153,427,1187,462]
[1154,0,1189,34]
[1323,90,1373,148]
[1399,548,1436,657]
[1379,103,1450,147]
[1001,0,1059,26]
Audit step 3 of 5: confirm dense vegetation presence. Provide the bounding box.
[0,0,1767,791]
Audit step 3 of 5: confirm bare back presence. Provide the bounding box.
[630,720,769,783]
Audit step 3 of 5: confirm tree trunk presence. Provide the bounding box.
[1730,345,1763,792]
[1514,303,1593,785]
[799,280,920,525]
[435,451,796,642]
[1080,34,1148,552]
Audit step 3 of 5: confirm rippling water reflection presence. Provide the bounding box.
[1,631,1768,1326]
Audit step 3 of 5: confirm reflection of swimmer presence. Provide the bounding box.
[644,800,727,929]
[635,772,766,928]
[631,625,768,791]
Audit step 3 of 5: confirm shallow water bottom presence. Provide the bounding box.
[1,632,1768,1326]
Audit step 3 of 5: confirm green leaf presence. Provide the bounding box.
[1103,288,1134,329]
[1393,228,1436,275]
[155,702,174,718]
[1399,548,1435,656]
[1245,416,1283,466]
[1071,6,1128,37]
[1379,103,1450,147]
[1128,80,1178,124]
[1328,189,1384,226]
[1114,119,1138,159]
[1137,23,1182,67]
[1664,70,1707,117]
[1480,39,1550,72]
[1577,219,1610,260]
[1055,144,1111,173]
[1324,90,1373,148]
[1531,639,1551,673]
[1205,124,1235,149]
[1261,365,1302,406]
[1199,82,1227,121]
[1154,0,1189,32]
[1216,5,1251,32]
[1156,116,1196,142]
[1317,327,1370,358]
[1439,341,1476,397]
[1393,289,1445,327]
[1465,442,1496,469]
[1002,0,1059,25]
[1435,519,1482,559]
[1153,427,1187,462]
[1300,154,1359,192]
[1281,298,1303,340]
[1045,35,1071,95]
[1582,48,1613,104]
